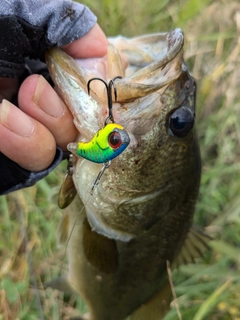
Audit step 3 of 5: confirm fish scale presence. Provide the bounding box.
[45,28,210,320]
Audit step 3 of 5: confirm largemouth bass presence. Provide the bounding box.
[45,29,209,320]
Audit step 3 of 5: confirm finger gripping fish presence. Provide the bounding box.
[67,123,130,163]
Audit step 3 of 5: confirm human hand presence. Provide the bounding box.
[0,24,108,172]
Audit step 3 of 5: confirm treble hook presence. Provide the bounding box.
[87,76,122,124]
[86,76,124,194]
[91,161,111,195]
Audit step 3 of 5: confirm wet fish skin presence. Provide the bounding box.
[45,29,209,320]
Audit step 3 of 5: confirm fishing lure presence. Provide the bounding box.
[59,76,130,206]
[68,76,129,168]
[68,121,130,194]
[67,123,130,163]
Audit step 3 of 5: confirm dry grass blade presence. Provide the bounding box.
[167,261,182,320]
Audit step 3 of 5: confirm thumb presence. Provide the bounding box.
[61,23,109,58]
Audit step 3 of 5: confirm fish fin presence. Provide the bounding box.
[57,211,70,245]
[83,218,118,273]
[173,225,212,268]
[130,282,172,320]
[44,275,76,294]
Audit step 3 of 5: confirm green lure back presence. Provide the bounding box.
[67,123,130,163]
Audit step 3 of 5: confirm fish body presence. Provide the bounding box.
[45,29,209,320]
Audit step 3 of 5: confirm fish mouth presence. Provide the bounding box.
[108,28,184,102]
[45,28,184,138]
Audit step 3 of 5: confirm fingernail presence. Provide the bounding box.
[33,75,64,118]
[0,99,34,137]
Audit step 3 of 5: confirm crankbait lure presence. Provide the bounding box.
[67,123,130,163]
[67,122,130,194]
[68,76,130,166]
[59,76,130,201]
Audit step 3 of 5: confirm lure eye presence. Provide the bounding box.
[168,106,194,138]
[108,131,122,149]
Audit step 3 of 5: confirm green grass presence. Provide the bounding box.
[1,0,240,319]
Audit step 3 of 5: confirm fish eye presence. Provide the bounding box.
[108,131,122,149]
[167,106,194,138]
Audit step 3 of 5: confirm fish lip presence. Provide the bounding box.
[107,29,185,103]
[167,28,184,58]
[45,47,104,136]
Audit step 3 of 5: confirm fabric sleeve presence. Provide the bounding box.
[0,147,65,195]
[0,0,97,77]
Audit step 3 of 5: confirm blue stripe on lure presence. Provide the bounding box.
[67,123,130,163]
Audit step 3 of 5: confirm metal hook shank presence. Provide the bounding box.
[87,76,123,125]
[91,161,111,195]
[109,76,122,102]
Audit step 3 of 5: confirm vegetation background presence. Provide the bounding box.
[0,0,240,319]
